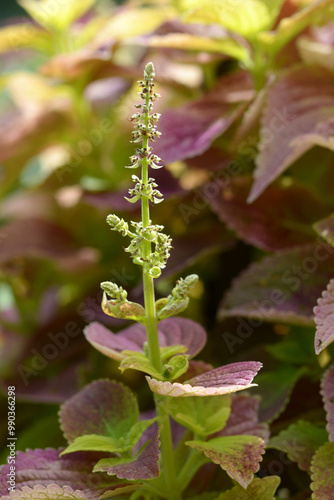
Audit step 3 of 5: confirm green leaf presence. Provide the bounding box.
[255,366,305,422]
[156,296,190,321]
[258,0,334,55]
[215,476,281,500]
[181,0,285,39]
[187,494,219,500]
[0,485,87,500]
[0,24,52,54]
[102,293,146,323]
[93,429,160,480]
[124,418,158,450]
[18,0,97,31]
[311,442,334,499]
[147,33,250,62]
[266,326,317,366]
[59,380,139,444]
[93,7,175,41]
[163,354,190,380]
[99,484,142,499]
[119,351,163,380]
[60,434,130,455]
[160,344,188,361]
[269,421,328,472]
[186,435,265,488]
[168,395,231,437]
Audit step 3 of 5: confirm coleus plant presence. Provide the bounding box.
[0,63,278,500]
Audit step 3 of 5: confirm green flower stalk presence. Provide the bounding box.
[101,63,199,499]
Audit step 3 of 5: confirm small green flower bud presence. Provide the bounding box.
[101,281,128,301]
[144,62,155,79]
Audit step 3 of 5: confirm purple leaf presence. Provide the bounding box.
[84,317,207,362]
[212,476,280,500]
[93,429,160,480]
[12,364,86,404]
[176,360,213,383]
[0,448,113,500]
[216,394,270,443]
[220,243,334,325]
[314,279,334,354]
[40,50,120,81]
[0,109,66,164]
[187,435,265,488]
[0,218,97,271]
[166,224,235,276]
[146,361,262,397]
[59,379,138,442]
[209,176,324,251]
[248,67,334,203]
[154,72,253,163]
[269,421,328,472]
[310,442,334,500]
[314,213,334,246]
[321,365,334,442]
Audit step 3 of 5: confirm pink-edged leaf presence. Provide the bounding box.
[146,361,262,397]
[310,442,334,500]
[215,476,280,500]
[84,317,207,362]
[0,448,113,500]
[220,243,334,325]
[93,429,160,480]
[209,176,324,251]
[0,218,97,271]
[59,379,138,443]
[216,394,270,443]
[154,72,253,163]
[321,365,334,442]
[269,421,328,472]
[313,213,334,246]
[187,435,265,488]
[314,279,334,354]
[0,485,87,500]
[248,67,334,203]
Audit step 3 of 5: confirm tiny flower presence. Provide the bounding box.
[150,113,161,123]
[130,113,141,122]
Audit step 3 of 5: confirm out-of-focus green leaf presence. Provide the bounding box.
[181,0,285,39]
[18,0,97,31]
[148,33,250,62]
[258,0,334,55]
[91,7,176,44]
[0,24,52,54]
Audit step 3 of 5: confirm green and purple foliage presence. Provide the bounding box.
[1,0,334,498]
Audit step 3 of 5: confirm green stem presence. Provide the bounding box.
[141,90,181,500]
[154,396,181,500]
[141,92,162,374]
[177,449,208,491]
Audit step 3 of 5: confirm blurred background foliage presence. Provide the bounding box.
[1,0,334,496]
